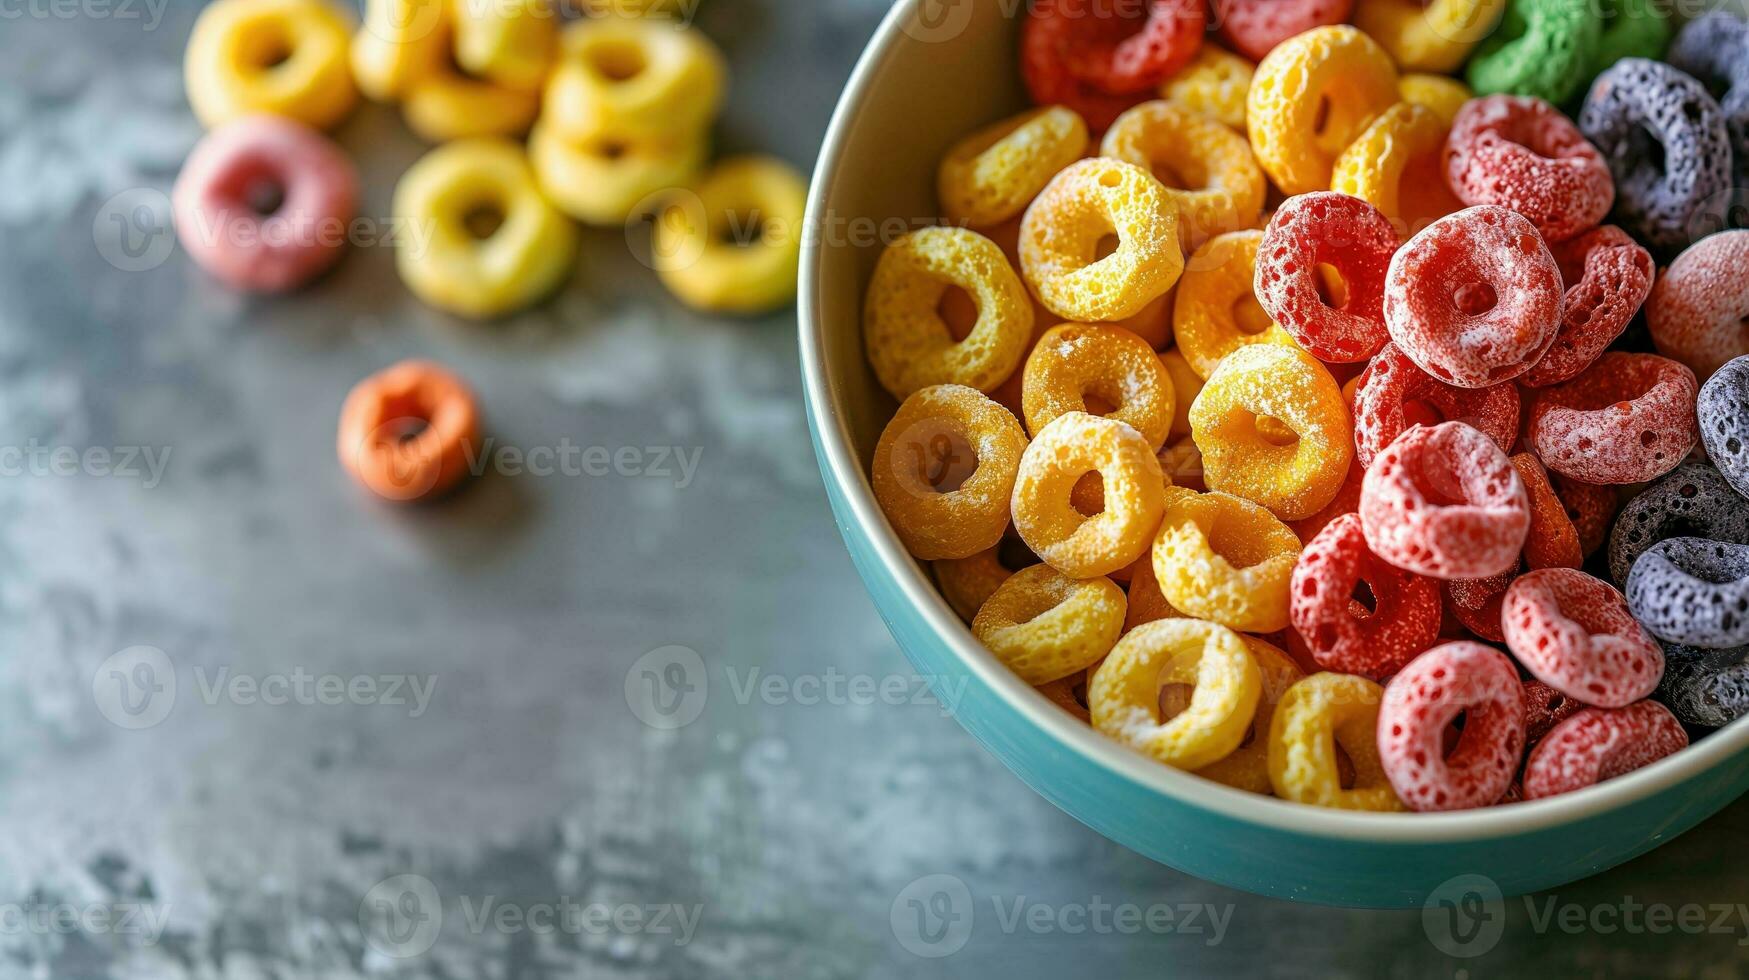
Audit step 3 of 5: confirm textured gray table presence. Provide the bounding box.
[1,2,1746,977]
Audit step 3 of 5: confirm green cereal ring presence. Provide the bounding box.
[1466,0,1601,105]
[1589,0,1672,77]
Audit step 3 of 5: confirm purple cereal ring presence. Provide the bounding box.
[1666,12,1749,191]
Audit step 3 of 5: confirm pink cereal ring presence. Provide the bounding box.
[1443,95,1615,244]
[1646,230,1749,381]
[1526,352,1698,485]
[1522,225,1656,388]
[1378,641,1526,811]
[172,115,358,292]
[1360,421,1530,579]
[1213,0,1355,62]
[1445,567,1517,642]
[1501,568,1664,708]
[1384,205,1563,388]
[1522,679,1586,748]
[1352,342,1520,469]
[1521,701,1688,800]
[1255,192,1399,363]
[1290,512,1442,680]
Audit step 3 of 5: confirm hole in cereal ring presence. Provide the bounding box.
[1149,158,1190,191]
[1453,281,1498,316]
[593,140,631,162]
[462,202,506,240]
[1093,233,1120,261]
[1157,681,1195,723]
[1311,95,1331,136]
[1351,579,1378,616]
[902,423,978,494]
[1314,263,1347,309]
[718,210,767,247]
[1070,471,1105,517]
[590,40,648,81]
[1083,391,1119,417]
[1231,294,1274,336]
[937,285,978,341]
[248,30,294,70]
[1334,740,1356,789]
[1254,414,1299,447]
[1402,399,1444,428]
[245,179,286,217]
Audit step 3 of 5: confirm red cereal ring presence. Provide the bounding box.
[1510,453,1582,571]
[1065,0,1207,93]
[1526,352,1699,485]
[1255,192,1399,363]
[1385,205,1563,388]
[1444,566,1518,642]
[1521,701,1688,800]
[1552,473,1617,558]
[1522,225,1656,388]
[1289,512,1442,680]
[1522,679,1586,748]
[1212,0,1355,62]
[1360,421,1531,579]
[1352,342,1520,469]
[1021,0,1151,130]
[1378,641,1526,811]
[1645,230,1749,381]
[1443,94,1615,244]
[1502,568,1664,708]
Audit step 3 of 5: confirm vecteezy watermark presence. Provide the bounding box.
[459,439,704,488]
[1423,874,1749,958]
[0,441,172,488]
[0,899,172,946]
[93,188,175,274]
[624,645,709,730]
[0,0,170,30]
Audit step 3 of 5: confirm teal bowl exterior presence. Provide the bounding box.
[799,0,1749,908]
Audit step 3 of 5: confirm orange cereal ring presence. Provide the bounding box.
[1399,73,1474,128]
[1190,344,1354,521]
[1018,158,1184,323]
[1123,527,1190,632]
[337,360,481,502]
[872,385,1028,560]
[934,546,1017,622]
[1158,349,1202,439]
[1090,618,1263,770]
[864,227,1034,399]
[1013,412,1167,578]
[1330,102,1463,235]
[1246,26,1400,196]
[1036,671,1092,723]
[1171,229,1298,379]
[1194,635,1305,793]
[938,106,1090,229]
[1022,322,1176,451]
[1101,101,1265,249]
[1152,489,1301,631]
[1160,44,1255,131]
[973,564,1126,685]
[1511,453,1583,571]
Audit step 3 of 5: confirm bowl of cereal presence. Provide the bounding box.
[798,0,1749,906]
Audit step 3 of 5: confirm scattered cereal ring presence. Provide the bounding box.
[1014,412,1167,578]
[1255,192,1398,364]
[1020,0,1154,130]
[935,546,1020,623]
[1666,12,1749,188]
[1356,0,1506,73]
[1194,636,1305,794]
[1351,343,1520,469]
[1466,0,1601,106]
[1170,230,1296,379]
[1554,473,1616,559]
[1646,231,1749,381]
[1290,513,1441,680]
[1698,356,1749,500]
[542,18,725,142]
[1246,26,1399,197]
[1656,642,1749,728]
[1590,0,1673,77]
[1360,421,1530,579]
[185,0,358,131]
[938,107,1090,229]
[337,360,481,502]
[1522,226,1654,388]
[654,156,807,314]
[1100,101,1265,249]
[1523,679,1586,746]
[1022,323,1175,450]
[1268,672,1406,810]
[1212,0,1353,63]
[529,122,706,225]
[974,564,1127,685]
[1190,344,1353,521]
[1521,701,1688,799]
[451,0,557,90]
[1378,642,1525,811]
[1398,74,1473,128]
[1158,349,1201,439]
[872,385,1029,560]
[1330,102,1462,235]
[865,227,1033,399]
[1090,618,1261,770]
[1626,537,1749,649]
[1607,462,1749,586]
[1152,489,1300,632]
[1019,158,1183,323]
[1511,453,1583,571]
[1159,45,1253,131]
[1443,95,1614,244]
[1445,568,1517,641]
[1526,352,1698,485]
[1504,568,1663,707]
[353,0,544,142]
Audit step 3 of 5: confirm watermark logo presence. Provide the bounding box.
[93,188,173,273]
[891,874,973,958]
[0,0,171,30]
[0,899,171,945]
[902,0,977,42]
[1422,874,1507,958]
[92,645,176,730]
[624,645,708,729]
[360,874,443,959]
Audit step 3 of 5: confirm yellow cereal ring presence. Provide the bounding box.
[865,227,1034,399]
[1158,349,1202,440]
[185,0,358,131]
[1190,344,1353,521]
[1101,101,1265,250]
[1021,323,1176,451]
[935,546,1016,622]
[392,138,579,319]
[1090,618,1262,770]
[352,0,441,100]
[872,385,1028,560]
[1152,489,1299,632]
[1246,26,1399,197]
[653,156,806,314]
[1018,158,1183,324]
[453,0,559,91]
[1330,102,1462,235]
[573,0,694,15]
[1356,0,1507,74]
[974,565,1126,685]
[1036,672,1092,723]
[353,1,543,141]
[1160,45,1255,132]
[1013,412,1167,579]
[1193,636,1305,794]
[543,18,726,142]
[1171,230,1299,380]
[399,35,544,141]
[530,122,706,225]
[1268,672,1407,810]
[939,107,1089,229]
[1398,73,1474,128]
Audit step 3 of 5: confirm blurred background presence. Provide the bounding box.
[1,1,1747,977]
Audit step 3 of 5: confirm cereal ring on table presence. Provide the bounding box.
[1656,642,1749,728]
[1521,701,1688,800]
[1212,0,1353,63]
[184,0,358,131]
[1254,193,1399,364]
[1268,672,1406,810]
[974,565,1127,685]
[1195,637,1305,793]
[1666,12,1749,188]
[338,360,481,502]
[529,123,706,226]
[1398,74,1473,129]
[1022,323,1175,450]
[1579,59,1732,258]
[865,227,1033,399]
[1100,102,1265,249]
[1523,679,1586,746]
[392,139,578,320]
[398,38,543,142]
[1590,0,1673,77]
[1158,349,1201,440]
[172,116,358,293]
[938,107,1089,229]
[1170,231,1296,380]
[1356,0,1506,73]
[1018,158,1183,323]
[1159,45,1253,131]
[1626,538,1749,648]
[1467,0,1600,106]
[654,156,807,315]
[1522,226,1654,388]
[1013,412,1166,578]
[1443,95,1614,245]
[1554,473,1616,560]
[1351,343,1520,469]
[1330,103,1462,236]
[1511,454,1583,571]
[1290,513,1442,680]
[1526,352,1698,485]
[542,18,725,142]
[1360,421,1530,579]
[1385,206,1562,387]
[1378,642,1525,811]
[1445,568,1517,641]
[1190,344,1353,521]
[1699,356,1749,499]
[873,385,1028,561]
[1647,232,1749,381]
[935,546,1020,623]
[1504,568,1663,707]
[451,0,557,91]
[352,1,543,142]
[1246,26,1400,197]
[1152,489,1301,632]
[1607,462,1749,586]
[1090,618,1262,770]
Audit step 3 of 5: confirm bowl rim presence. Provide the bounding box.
[798,0,1749,845]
